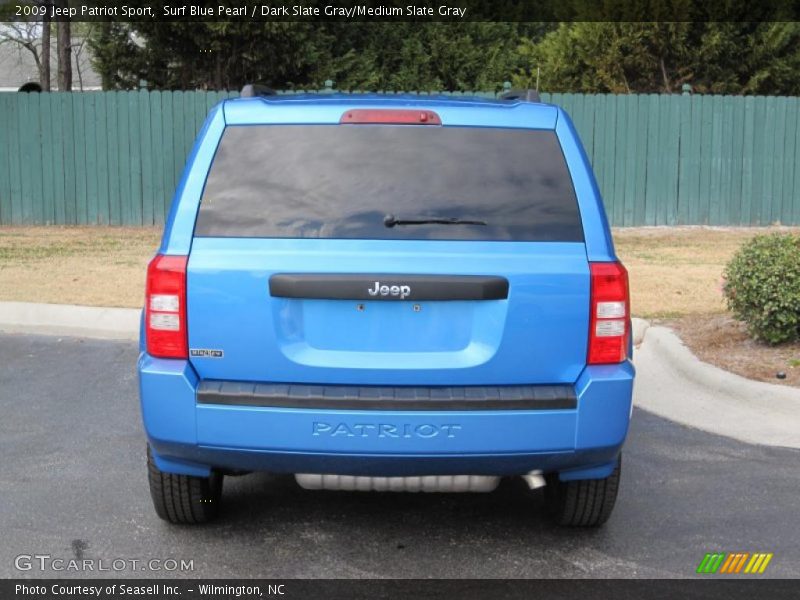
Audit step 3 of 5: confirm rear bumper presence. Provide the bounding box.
[198,381,577,411]
[138,354,634,479]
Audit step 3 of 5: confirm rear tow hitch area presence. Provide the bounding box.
[294,472,550,493]
[295,474,500,493]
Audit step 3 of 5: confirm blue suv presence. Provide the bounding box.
[139,87,634,527]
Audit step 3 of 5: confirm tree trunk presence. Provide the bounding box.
[56,0,72,91]
[41,3,51,91]
[659,57,671,94]
[73,36,86,91]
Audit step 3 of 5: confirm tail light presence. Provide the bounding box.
[145,254,188,359]
[340,109,442,125]
[588,262,630,365]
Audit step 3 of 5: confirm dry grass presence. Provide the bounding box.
[613,226,800,388]
[613,226,800,318]
[0,227,161,308]
[1,225,798,314]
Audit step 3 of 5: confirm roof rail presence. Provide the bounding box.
[240,84,277,98]
[499,88,540,103]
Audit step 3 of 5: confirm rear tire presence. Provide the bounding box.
[546,455,621,527]
[147,446,223,524]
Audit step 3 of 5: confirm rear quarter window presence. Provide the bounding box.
[195,124,583,242]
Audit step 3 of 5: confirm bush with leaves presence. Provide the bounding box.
[722,234,800,345]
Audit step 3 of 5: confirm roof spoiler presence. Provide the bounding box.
[499,88,540,103]
[240,84,277,98]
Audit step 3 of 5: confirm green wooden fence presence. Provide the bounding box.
[1,90,799,227]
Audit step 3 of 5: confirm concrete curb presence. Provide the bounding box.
[0,302,140,341]
[631,317,649,346]
[633,325,800,449]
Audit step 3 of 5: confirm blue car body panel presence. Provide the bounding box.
[140,94,634,481]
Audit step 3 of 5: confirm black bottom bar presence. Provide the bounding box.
[4,579,799,600]
[197,381,577,411]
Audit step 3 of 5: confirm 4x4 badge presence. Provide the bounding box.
[190,349,223,358]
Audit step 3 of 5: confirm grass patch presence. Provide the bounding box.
[613,226,800,319]
[0,226,161,308]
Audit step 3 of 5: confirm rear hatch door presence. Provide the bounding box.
[187,119,589,386]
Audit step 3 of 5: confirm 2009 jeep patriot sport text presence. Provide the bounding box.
[139,88,634,527]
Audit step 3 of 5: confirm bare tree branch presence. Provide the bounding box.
[71,23,94,91]
[0,21,46,87]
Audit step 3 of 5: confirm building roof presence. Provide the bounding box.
[0,37,102,91]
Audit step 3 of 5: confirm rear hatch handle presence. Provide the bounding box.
[269,274,509,301]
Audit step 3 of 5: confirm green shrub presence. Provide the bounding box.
[723,233,800,345]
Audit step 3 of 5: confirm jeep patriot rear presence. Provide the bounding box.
[139,87,634,526]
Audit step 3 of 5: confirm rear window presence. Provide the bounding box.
[195,125,583,242]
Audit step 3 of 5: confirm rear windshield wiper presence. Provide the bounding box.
[383,213,487,228]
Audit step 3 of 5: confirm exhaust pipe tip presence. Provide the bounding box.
[522,470,546,490]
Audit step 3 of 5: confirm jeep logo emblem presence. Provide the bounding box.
[367,281,411,299]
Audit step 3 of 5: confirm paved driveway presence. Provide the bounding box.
[0,334,798,578]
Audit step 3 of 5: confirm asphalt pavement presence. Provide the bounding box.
[0,333,798,578]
